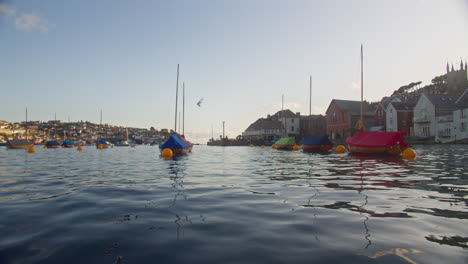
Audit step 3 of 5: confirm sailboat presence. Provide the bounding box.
[159,64,191,155]
[346,45,409,156]
[300,76,333,153]
[273,95,297,150]
[116,128,130,146]
[7,107,33,149]
[96,110,111,149]
[61,131,75,148]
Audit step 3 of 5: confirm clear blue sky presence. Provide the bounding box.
[1,0,467,143]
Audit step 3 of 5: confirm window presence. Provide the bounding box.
[332,112,337,123]
[461,122,466,132]
[291,126,294,132]
[291,119,294,123]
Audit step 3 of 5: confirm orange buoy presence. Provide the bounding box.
[161,148,173,159]
[271,144,277,149]
[293,145,300,151]
[402,148,416,159]
[27,146,36,153]
[336,145,346,154]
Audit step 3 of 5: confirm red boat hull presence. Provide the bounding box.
[302,145,333,153]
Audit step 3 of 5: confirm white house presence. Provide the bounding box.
[242,118,284,138]
[271,109,301,137]
[453,89,468,142]
[413,93,458,143]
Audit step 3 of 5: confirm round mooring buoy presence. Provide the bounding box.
[249,144,254,147]
[261,145,265,149]
[271,144,277,149]
[161,148,173,159]
[77,146,83,151]
[27,146,36,153]
[336,145,346,154]
[402,148,416,159]
[293,145,300,151]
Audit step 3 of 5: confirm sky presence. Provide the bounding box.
[1,0,467,143]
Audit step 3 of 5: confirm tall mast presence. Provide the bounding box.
[100,109,102,126]
[282,94,284,111]
[360,44,363,126]
[309,75,312,116]
[183,82,185,135]
[174,64,180,133]
[222,121,225,139]
[25,107,28,140]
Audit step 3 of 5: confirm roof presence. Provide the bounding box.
[425,94,459,115]
[389,102,414,111]
[455,88,468,109]
[328,99,373,115]
[245,118,284,131]
[272,109,300,118]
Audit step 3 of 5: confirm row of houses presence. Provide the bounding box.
[241,110,326,141]
[325,89,468,143]
[241,90,468,144]
[242,61,468,144]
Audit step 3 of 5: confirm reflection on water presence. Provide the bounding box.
[0,145,467,263]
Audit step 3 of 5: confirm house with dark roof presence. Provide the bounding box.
[242,118,284,140]
[386,101,415,135]
[413,93,459,142]
[271,109,301,137]
[453,88,468,142]
[325,99,373,140]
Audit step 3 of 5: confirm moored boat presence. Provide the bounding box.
[345,44,410,157]
[96,139,111,149]
[275,137,296,150]
[160,133,189,155]
[45,140,60,148]
[6,140,33,149]
[301,135,333,153]
[61,140,75,148]
[346,131,408,156]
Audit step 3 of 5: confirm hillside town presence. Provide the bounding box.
[0,120,168,145]
[236,61,468,145]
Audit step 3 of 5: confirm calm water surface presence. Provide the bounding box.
[0,145,467,264]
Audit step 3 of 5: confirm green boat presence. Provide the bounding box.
[275,137,296,150]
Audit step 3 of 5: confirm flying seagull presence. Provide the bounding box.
[197,98,204,107]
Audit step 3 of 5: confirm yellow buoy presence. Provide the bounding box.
[249,144,254,147]
[97,144,103,149]
[161,148,173,159]
[27,146,36,153]
[261,145,265,148]
[293,145,300,151]
[77,146,83,151]
[336,145,346,154]
[271,144,277,149]
[402,148,416,159]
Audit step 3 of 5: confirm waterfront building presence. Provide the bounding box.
[386,102,415,135]
[373,101,389,131]
[271,110,301,137]
[242,118,284,141]
[413,93,459,143]
[299,114,326,137]
[325,99,373,140]
[453,89,468,142]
